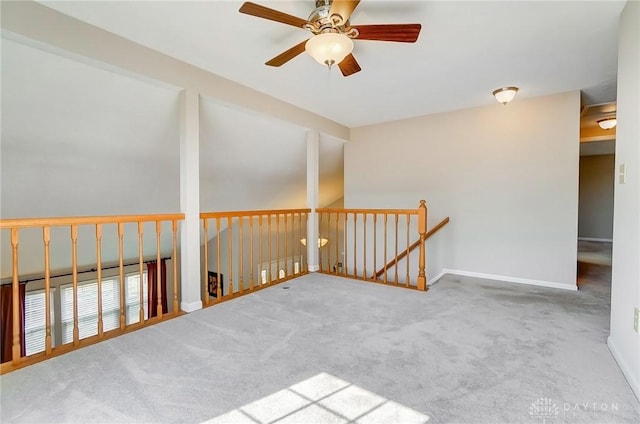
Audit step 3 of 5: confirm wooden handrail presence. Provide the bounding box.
[317,207,418,215]
[0,213,184,229]
[374,217,450,278]
[200,208,311,219]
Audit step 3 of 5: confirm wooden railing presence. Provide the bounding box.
[200,209,311,306]
[374,217,450,278]
[316,201,429,290]
[0,213,184,373]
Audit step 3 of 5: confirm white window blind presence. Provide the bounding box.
[61,278,119,343]
[125,272,148,325]
[24,289,55,356]
[60,272,148,344]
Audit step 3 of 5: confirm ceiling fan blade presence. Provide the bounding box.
[265,39,309,67]
[329,0,361,25]
[338,54,361,77]
[239,2,309,29]
[352,24,422,43]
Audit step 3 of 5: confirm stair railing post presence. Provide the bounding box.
[417,200,428,291]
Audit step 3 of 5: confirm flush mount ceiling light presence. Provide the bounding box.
[305,32,354,69]
[492,86,519,105]
[597,117,617,130]
[300,237,329,248]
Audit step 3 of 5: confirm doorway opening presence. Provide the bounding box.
[577,102,616,297]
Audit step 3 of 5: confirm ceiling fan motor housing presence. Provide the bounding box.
[306,0,352,34]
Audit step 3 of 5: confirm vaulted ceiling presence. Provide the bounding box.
[39,0,625,127]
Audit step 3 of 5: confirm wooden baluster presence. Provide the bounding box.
[268,214,272,284]
[239,217,244,292]
[343,212,347,276]
[297,213,302,274]
[300,212,309,273]
[215,218,222,298]
[417,200,428,291]
[383,214,388,284]
[43,227,53,353]
[95,225,103,338]
[406,214,411,287]
[138,222,145,323]
[228,217,233,296]
[203,219,210,305]
[71,225,79,345]
[335,213,339,274]
[276,213,280,282]
[327,212,338,274]
[284,214,288,277]
[363,213,367,280]
[394,213,399,285]
[118,223,125,329]
[259,215,263,284]
[155,221,162,318]
[353,213,357,278]
[373,214,377,281]
[249,216,254,290]
[172,220,179,312]
[10,228,21,363]
[318,212,323,272]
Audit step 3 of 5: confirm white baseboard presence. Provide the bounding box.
[578,237,613,242]
[428,271,447,286]
[180,300,203,313]
[308,265,320,272]
[607,336,640,402]
[441,268,577,291]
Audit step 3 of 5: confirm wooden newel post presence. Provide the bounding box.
[417,200,428,291]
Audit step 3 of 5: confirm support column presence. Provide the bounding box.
[179,89,202,312]
[306,130,320,271]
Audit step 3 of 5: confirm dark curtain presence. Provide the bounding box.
[1,283,26,363]
[147,260,168,318]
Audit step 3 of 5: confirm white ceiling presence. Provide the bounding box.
[39,0,625,128]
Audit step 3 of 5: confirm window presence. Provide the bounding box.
[60,271,147,344]
[24,289,55,356]
[125,272,148,325]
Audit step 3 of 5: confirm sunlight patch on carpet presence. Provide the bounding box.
[202,372,430,424]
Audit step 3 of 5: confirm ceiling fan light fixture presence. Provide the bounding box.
[492,86,519,105]
[305,33,354,68]
[597,117,617,130]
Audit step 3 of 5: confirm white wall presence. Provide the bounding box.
[199,98,308,212]
[0,38,181,278]
[319,135,345,208]
[609,0,640,401]
[0,38,181,218]
[578,155,615,240]
[346,91,580,289]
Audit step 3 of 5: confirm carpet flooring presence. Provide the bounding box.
[1,263,638,423]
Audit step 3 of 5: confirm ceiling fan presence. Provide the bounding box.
[239,0,421,77]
